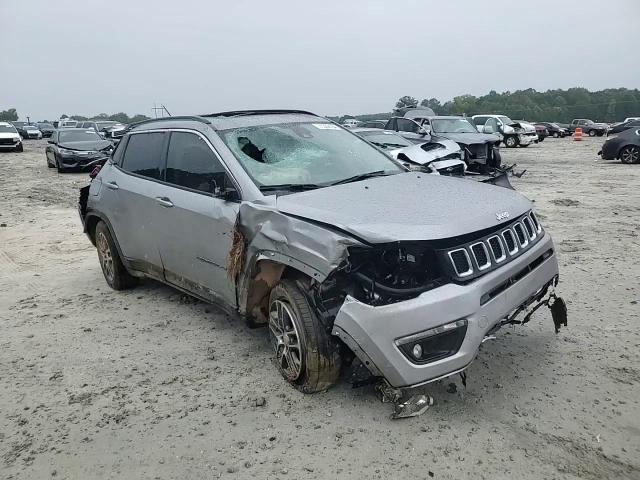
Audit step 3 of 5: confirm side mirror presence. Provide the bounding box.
[483,125,495,134]
[213,177,240,201]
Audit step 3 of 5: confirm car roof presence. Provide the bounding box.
[130,110,326,132]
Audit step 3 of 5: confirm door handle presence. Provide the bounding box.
[155,197,174,208]
[105,182,119,190]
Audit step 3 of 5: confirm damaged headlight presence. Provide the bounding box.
[342,244,447,305]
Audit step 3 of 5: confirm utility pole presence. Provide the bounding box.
[152,103,172,118]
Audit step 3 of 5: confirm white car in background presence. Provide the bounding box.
[342,118,360,128]
[0,122,24,152]
[472,114,538,148]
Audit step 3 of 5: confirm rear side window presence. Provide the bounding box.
[121,132,166,180]
[397,119,419,133]
[165,132,227,194]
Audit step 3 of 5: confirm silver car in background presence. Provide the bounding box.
[79,110,564,394]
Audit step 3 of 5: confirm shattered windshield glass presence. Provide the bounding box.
[220,122,403,191]
[431,118,478,133]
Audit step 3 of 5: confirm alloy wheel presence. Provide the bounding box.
[620,146,639,164]
[269,299,303,381]
[96,231,115,283]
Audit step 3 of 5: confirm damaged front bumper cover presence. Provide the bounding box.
[332,233,562,388]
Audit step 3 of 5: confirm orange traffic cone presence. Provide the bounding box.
[574,127,583,141]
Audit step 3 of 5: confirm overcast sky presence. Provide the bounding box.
[2,0,639,121]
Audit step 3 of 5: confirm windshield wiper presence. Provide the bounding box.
[329,170,390,186]
[259,183,323,192]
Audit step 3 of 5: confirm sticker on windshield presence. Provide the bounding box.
[312,123,341,130]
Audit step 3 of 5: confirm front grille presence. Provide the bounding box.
[0,138,17,145]
[440,212,544,282]
[466,143,488,159]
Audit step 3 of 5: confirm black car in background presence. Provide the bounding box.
[607,119,640,135]
[599,127,640,164]
[535,122,567,138]
[45,129,114,172]
[10,121,28,137]
[37,122,55,137]
[76,121,123,136]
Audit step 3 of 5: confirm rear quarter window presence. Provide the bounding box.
[121,132,166,180]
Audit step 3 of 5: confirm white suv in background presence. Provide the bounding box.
[472,114,538,148]
[0,122,24,152]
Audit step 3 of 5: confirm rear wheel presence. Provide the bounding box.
[95,221,137,290]
[268,279,341,393]
[553,132,559,138]
[588,129,596,137]
[620,145,640,164]
[504,135,518,148]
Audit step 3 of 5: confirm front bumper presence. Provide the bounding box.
[332,233,559,388]
[519,133,538,145]
[0,141,21,150]
[60,153,109,169]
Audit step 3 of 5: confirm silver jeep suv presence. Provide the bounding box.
[79,110,564,393]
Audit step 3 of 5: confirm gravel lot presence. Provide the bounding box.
[1,137,638,480]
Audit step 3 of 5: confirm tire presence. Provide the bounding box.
[538,136,545,142]
[620,145,640,164]
[15,143,23,153]
[504,135,518,148]
[520,143,530,148]
[268,279,341,393]
[46,154,54,168]
[588,129,596,137]
[553,132,559,138]
[55,155,67,173]
[95,221,137,290]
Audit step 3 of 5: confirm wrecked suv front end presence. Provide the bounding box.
[328,212,559,388]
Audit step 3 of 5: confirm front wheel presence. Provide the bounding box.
[504,135,518,148]
[553,132,559,138]
[268,279,341,393]
[620,145,640,164]
[15,143,23,153]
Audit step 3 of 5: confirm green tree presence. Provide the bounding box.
[395,96,418,110]
[130,114,151,123]
[70,115,88,121]
[420,98,441,112]
[0,108,18,121]
[60,114,68,119]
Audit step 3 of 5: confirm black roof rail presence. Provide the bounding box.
[125,115,211,132]
[200,109,317,118]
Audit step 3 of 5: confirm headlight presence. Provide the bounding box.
[58,148,74,155]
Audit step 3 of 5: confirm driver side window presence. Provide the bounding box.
[397,119,420,133]
[165,132,227,194]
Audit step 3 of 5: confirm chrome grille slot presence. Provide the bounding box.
[487,235,506,262]
[513,223,528,247]
[470,242,491,270]
[530,212,542,233]
[502,230,518,254]
[522,216,536,239]
[448,249,473,277]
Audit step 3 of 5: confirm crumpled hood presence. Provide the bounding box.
[59,140,112,151]
[432,132,501,145]
[510,122,536,133]
[388,139,460,165]
[275,172,532,243]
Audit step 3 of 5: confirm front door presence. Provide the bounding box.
[152,130,238,307]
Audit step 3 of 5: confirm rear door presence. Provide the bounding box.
[102,131,168,279]
[152,130,238,307]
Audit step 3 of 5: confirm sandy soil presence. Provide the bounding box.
[0,137,639,480]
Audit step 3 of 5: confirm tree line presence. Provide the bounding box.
[335,87,640,124]
[0,109,150,124]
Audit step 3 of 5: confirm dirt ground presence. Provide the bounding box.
[1,137,639,480]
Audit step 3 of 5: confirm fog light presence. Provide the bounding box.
[412,344,423,359]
